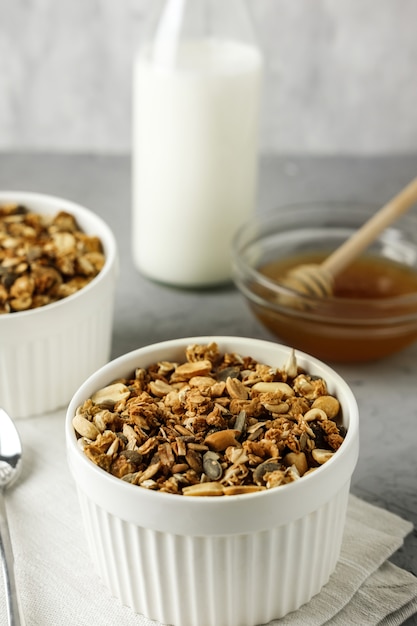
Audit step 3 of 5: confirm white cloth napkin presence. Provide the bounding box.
[1,411,416,626]
[276,496,417,626]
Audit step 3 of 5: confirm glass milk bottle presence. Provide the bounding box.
[132,0,263,287]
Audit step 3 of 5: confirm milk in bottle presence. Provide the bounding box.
[132,0,263,287]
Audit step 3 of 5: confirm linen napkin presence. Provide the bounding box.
[275,495,417,626]
[1,412,416,626]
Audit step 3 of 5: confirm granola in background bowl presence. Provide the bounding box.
[0,203,105,313]
[0,191,118,419]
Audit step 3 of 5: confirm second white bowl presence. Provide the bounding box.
[0,191,118,418]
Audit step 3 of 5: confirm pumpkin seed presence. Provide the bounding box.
[203,451,223,481]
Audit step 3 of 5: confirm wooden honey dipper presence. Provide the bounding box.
[282,175,417,297]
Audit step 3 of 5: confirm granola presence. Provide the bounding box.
[0,203,105,313]
[73,343,347,496]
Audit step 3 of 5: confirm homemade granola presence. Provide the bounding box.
[0,203,105,313]
[73,343,347,496]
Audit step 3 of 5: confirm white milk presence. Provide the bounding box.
[132,39,262,287]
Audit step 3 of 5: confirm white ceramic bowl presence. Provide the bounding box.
[66,336,359,626]
[0,191,118,419]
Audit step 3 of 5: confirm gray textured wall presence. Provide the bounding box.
[0,0,416,154]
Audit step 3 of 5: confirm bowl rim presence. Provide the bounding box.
[66,336,360,535]
[0,190,117,320]
[231,202,417,324]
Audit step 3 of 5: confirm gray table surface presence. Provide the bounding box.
[1,152,416,624]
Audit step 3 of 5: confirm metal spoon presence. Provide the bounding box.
[0,408,25,626]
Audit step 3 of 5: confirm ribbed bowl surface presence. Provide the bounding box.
[77,483,350,626]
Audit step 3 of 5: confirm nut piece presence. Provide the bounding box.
[204,429,241,452]
[91,383,130,408]
[225,376,248,400]
[252,382,295,397]
[149,379,173,397]
[312,449,335,465]
[72,415,100,440]
[223,485,265,495]
[312,395,340,419]
[283,451,308,476]
[303,408,327,422]
[183,482,224,496]
[174,360,212,379]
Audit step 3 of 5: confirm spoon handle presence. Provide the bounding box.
[0,491,25,626]
[321,175,417,277]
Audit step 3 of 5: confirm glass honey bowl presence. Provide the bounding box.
[231,203,417,363]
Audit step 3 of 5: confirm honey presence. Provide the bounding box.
[261,252,417,302]
[250,252,417,363]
